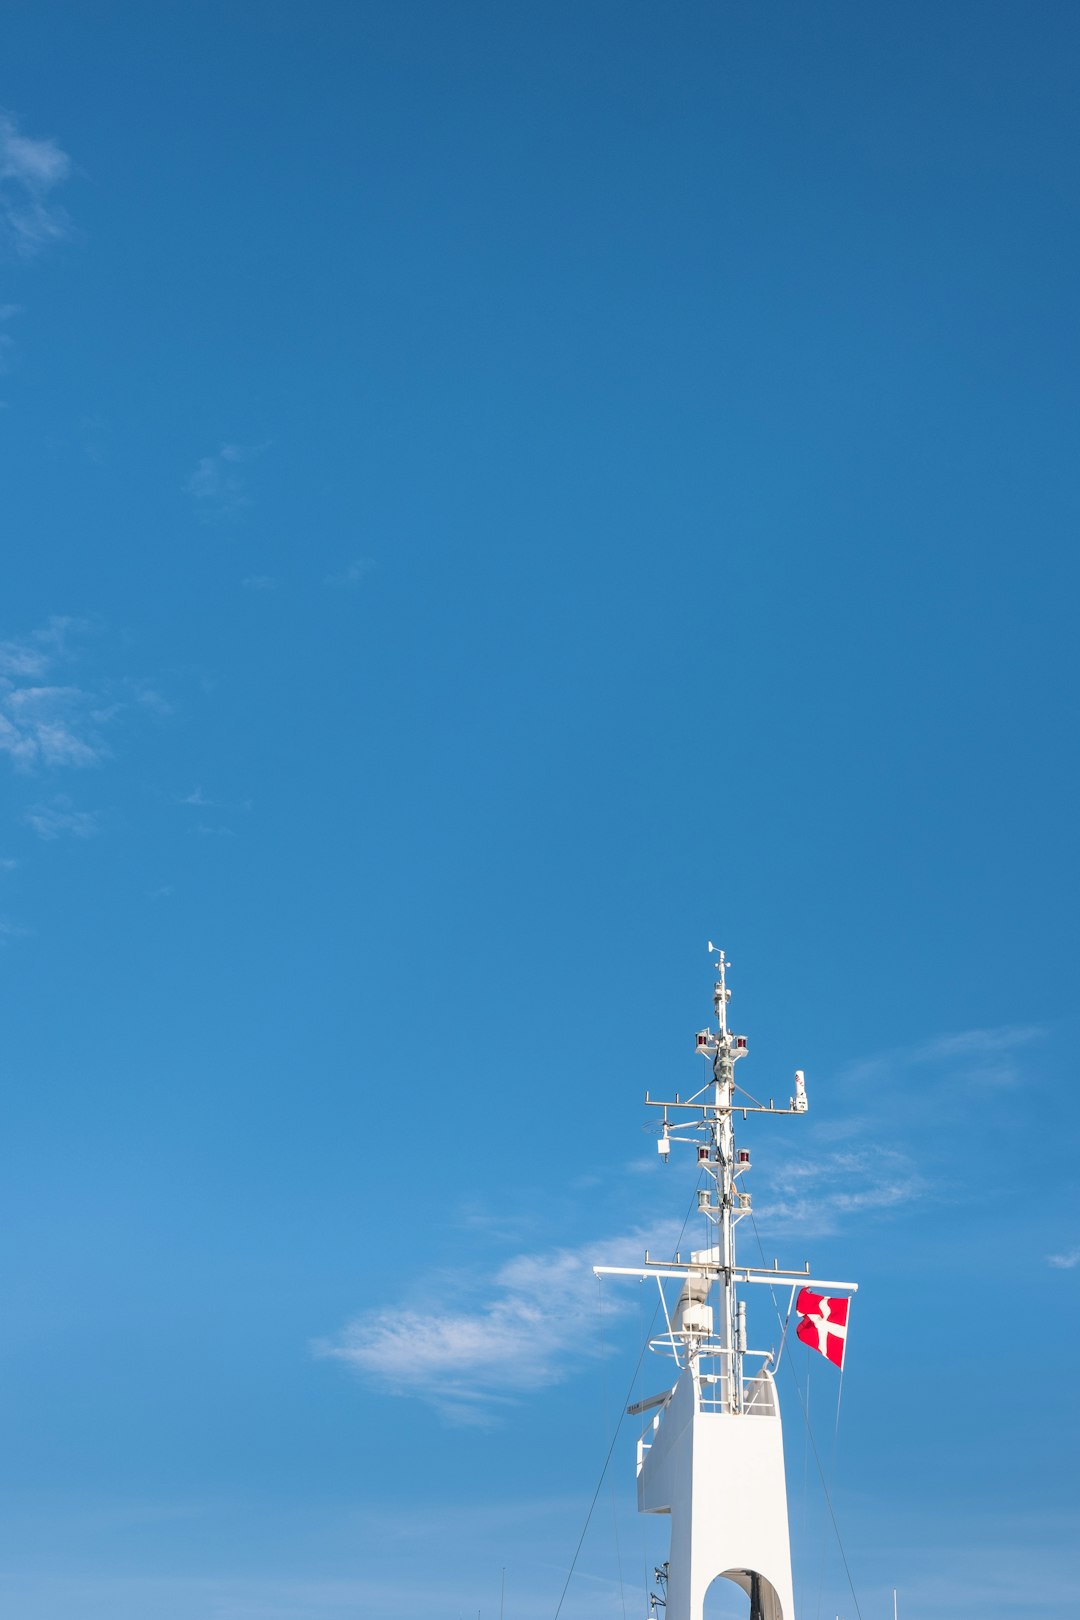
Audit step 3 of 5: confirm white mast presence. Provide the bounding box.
[595,947,856,1620]
[713,950,736,1399]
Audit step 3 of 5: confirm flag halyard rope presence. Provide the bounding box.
[748,1209,864,1620]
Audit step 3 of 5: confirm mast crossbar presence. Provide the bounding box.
[646,1097,804,1117]
[595,1264,858,1291]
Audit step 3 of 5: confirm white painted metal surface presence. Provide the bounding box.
[638,1362,794,1620]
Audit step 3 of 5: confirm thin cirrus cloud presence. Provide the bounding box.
[185,443,264,521]
[24,795,99,841]
[177,787,251,841]
[804,1021,1047,1157]
[317,1222,682,1424]
[0,615,76,679]
[323,558,375,589]
[1046,1249,1080,1270]
[0,686,109,769]
[0,109,72,258]
[0,618,168,852]
[0,618,111,771]
[756,1145,924,1239]
[838,1023,1045,1095]
[754,1023,1049,1233]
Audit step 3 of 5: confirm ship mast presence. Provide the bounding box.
[594,947,855,1620]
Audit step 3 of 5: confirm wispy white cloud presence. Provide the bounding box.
[1046,1248,1080,1270]
[25,794,98,840]
[176,788,251,842]
[840,1023,1044,1095]
[0,615,80,679]
[178,786,251,812]
[323,557,374,589]
[318,1223,678,1422]
[625,1156,661,1176]
[0,619,111,770]
[751,1024,1047,1235]
[0,685,109,768]
[0,109,72,257]
[128,680,171,718]
[242,573,278,591]
[758,1145,924,1237]
[0,619,166,777]
[185,443,263,520]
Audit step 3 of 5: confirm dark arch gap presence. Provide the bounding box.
[703,1569,784,1620]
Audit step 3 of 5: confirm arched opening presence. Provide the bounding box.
[703,1569,784,1620]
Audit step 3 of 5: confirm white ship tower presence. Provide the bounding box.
[595,949,857,1620]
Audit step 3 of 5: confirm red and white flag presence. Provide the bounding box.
[795,1288,850,1369]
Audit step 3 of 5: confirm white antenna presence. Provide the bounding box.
[709,941,730,1037]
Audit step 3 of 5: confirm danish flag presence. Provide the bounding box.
[795,1288,850,1369]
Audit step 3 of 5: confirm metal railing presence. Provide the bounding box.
[636,1363,779,1474]
[697,1370,777,1416]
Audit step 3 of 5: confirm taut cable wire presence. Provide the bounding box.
[597,1277,630,1620]
[552,1183,701,1620]
[748,1209,864,1620]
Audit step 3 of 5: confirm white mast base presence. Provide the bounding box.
[638,1362,795,1620]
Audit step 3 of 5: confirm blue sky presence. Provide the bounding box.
[1,3,1078,1616]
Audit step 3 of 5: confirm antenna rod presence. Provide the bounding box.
[715,947,729,1037]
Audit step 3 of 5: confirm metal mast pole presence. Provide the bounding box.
[711,950,739,1410]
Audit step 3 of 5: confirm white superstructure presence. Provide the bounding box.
[595,949,857,1620]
